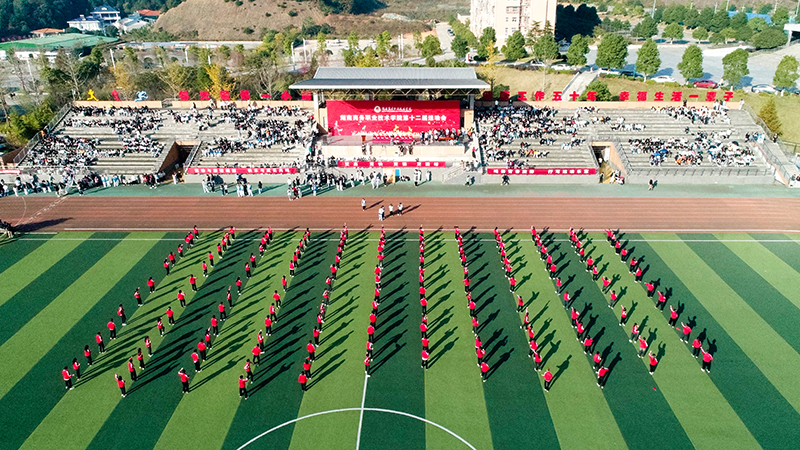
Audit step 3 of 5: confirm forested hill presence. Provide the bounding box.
[0,0,185,36]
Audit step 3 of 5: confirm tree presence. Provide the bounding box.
[534,33,560,66]
[596,33,628,69]
[750,29,788,49]
[347,31,360,51]
[709,32,726,44]
[205,64,235,100]
[503,30,527,61]
[315,32,329,65]
[375,31,391,57]
[477,27,496,58]
[722,48,749,87]
[721,27,738,43]
[773,55,799,87]
[683,8,700,28]
[524,23,542,54]
[157,62,194,98]
[54,48,99,101]
[662,23,684,43]
[631,16,658,40]
[566,35,589,66]
[636,39,660,81]
[243,50,283,96]
[451,35,469,58]
[661,4,686,24]
[678,44,704,80]
[421,35,443,58]
[758,98,781,135]
[580,79,613,100]
[692,27,709,41]
[748,17,769,32]
[710,10,730,32]
[730,11,748,30]
[356,50,381,67]
[772,6,790,27]
[696,7,715,30]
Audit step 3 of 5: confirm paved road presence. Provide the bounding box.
[586,42,800,87]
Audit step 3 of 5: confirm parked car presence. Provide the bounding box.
[551,63,574,71]
[651,75,676,83]
[619,69,643,79]
[751,84,778,94]
[693,79,718,88]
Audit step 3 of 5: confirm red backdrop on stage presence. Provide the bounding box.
[327,100,460,137]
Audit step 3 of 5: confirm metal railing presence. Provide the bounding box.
[183,138,202,169]
[12,103,72,165]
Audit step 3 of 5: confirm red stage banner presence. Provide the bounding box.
[327,100,460,137]
[0,168,21,175]
[487,168,597,175]
[186,167,298,175]
[337,161,447,168]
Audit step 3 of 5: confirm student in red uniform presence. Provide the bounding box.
[680,322,692,343]
[472,316,480,335]
[178,368,190,393]
[202,261,208,277]
[208,251,214,267]
[420,321,428,339]
[218,303,227,321]
[701,348,713,373]
[299,372,308,390]
[597,366,609,388]
[252,345,262,365]
[542,368,553,391]
[468,299,476,317]
[563,292,571,310]
[555,277,563,294]
[480,362,490,382]
[609,290,618,308]
[313,326,321,346]
[166,306,175,325]
[115,373,126,397]
[136,348,145,370]
[134,287,142,307]
[638,337,648,358]
[272,291,281,309]
[668,305,679,327]
[619,306,628,326]
[107,319,117,339]
[364,352,372,377]
[148,277,155,293]
[269,304,277,322]
[307,341,316,361]
[177,290,186,308]
[264,317,273,336]
[692,338,702,357]
[72,358,81,381]
[205,328,212,350]
[592,265,600,281]
[226,288,233,309]
[244,359,254,382]
[644,282,655,298]
[192,351,201,372]
[630,323,640,342]
[593,352,602,372]
[648,352,658,374]
[239,375,249,399]
[656,291,667,310]
[84,345,93,366]
[634,267,643,282]
[420,297,428,315]
[421,350,430,370]
[583,337,593,354]
[128,357,137,381]
[476,347,486,367]
[570,307,579,328]
[533,350,543,371]
[157,317,165,336]
[211,316,219,336]
[528,339,538,358]
[198,341,207,361]
[96,332,106,354]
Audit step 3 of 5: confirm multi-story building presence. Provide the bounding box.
[469,0,556,49]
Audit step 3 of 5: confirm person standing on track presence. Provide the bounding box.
[147,277,155,293]
[166,307,175,325]
[252,345,262,365]
[692,338,703,358]
[299,372,308,390]
[668,305,679,327]
[597,366,609,388]
[178,290,186,308]
[480,361,490,382]
[84,345,93,366]
[245,359,254,382]
[134,287,142,307]
[701,348,713,373]
[421,350,429,370]
[190,274,197,292]
[107,319,117,339]
[620,306,628,326]
[71,358,81,381]
[680,322,692,343]
[307,341,316,361]
[192,350,201,372]
[648,352,658,374]
[128,357,137,381]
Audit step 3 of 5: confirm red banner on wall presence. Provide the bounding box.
[186,167,297,175]
[487,168,597,175]
[327,100,460,137]
[338,161,447,168]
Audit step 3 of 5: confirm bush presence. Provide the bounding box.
[288,10,298,16]
[244,27,254,34]
[265,12,271,16]
[234,0,243,5]
[580,79,613,101]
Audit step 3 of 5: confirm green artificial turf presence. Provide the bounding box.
[4,231,800,450]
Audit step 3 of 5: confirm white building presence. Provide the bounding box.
[67,6,121,33]
[469,0,556,49]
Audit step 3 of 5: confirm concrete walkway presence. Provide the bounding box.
[562,71,599,101]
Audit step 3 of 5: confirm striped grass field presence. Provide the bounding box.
[0,230,799,450]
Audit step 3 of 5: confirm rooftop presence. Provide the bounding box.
[290,67,490,91]
[0,33,117,51]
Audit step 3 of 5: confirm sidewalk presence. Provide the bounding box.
[562,71,599,101]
